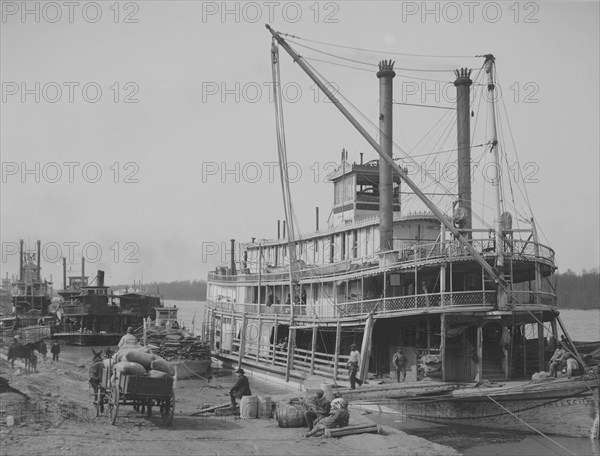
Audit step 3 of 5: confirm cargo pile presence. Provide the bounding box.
[144,331,211,361]
[418,354,442,380]
[107,344,175,381]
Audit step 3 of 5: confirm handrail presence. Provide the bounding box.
[208,238,556,284]
[206,289,556,319]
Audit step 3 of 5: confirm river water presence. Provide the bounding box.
[166,300,600,455]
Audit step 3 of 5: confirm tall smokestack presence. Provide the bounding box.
[277,220,281,239]
[63,257,67,290]
[283,221,286,239]
[19,239,24,280]
[377,60,396,252]
[81,257,85,287]
[97,270,105,287]
[36,240,41,280]
[454,68,473,233]
[230,239,236,275]
[315,207,319,232]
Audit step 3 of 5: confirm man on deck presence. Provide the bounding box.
[347,344,362,389]
[392,348,408,382]
[549,343,567,377]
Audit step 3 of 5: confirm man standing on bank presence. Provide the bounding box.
[51,341,61,362]
[392,347,408,382]
[229,368,251,410]
[347,344,362,389]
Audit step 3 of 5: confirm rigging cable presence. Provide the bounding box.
[280,33,479,59]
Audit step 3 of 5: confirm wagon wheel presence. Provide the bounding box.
[160,391,175,426]
[146,399,153,417]
[95,389,104,416]
[110,383,120,425]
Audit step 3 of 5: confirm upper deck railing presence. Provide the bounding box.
[206,289,556,319]
[208,238,556,284]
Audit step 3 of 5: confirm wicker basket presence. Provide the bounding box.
[275,401,307,428]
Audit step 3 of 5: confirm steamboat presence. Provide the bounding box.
[55,258,163,345]
[0,240,53,343]
[203,27,599,438]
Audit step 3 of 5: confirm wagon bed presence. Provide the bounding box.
[107,372,175,426]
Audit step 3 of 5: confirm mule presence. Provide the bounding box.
[8,340,40,373]
[89,349,105,413]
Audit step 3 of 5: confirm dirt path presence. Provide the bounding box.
[0,355,458,456]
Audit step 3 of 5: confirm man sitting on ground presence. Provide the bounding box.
[305,398,349,437]
[304,389,331,429]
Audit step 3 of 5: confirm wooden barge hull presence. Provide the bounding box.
[398,377,600,438]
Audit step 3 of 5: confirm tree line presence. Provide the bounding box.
[554,269,599,310]
[112,280,207,302]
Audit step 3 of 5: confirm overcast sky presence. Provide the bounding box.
[1,1,598,286]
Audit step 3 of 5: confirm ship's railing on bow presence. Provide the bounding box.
[208,238,556,284]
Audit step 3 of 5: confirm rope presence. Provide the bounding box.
[177,361,211,382]
[483,394,577,455]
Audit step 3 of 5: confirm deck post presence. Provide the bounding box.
[334,320,341,380]
[440,314,446,382]
[440,224,446,307]
[210,309,216,349]
[502,324,510,379]
[426,318,431,351]
[238,314,247,368]
[551,319,558,349]
[476,325,483,381]
[219,314,224,355]
[359,315,374,384]
[537,317,545,372]
[522,325,527,376]
[310,320,317,375]
[272,316,278,366]
[257,317,262,362]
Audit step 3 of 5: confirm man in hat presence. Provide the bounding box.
[118,326,138,348]
[305,398,349,437]
[549,342,567,377]
[347,344,362,389]
[229,368,251,409]
[304,389,331,429]
[51,341,61,362]
[392,347,408,382]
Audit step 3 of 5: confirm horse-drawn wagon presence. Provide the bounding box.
[89,350,175,426]
[107,372,175,426]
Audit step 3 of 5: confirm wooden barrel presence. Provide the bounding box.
[257,396,272,419]
[276,402,307,428]
[240,396,258,419]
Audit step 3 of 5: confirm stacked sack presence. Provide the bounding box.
[419,354,442,380]
[110,344,175,382]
